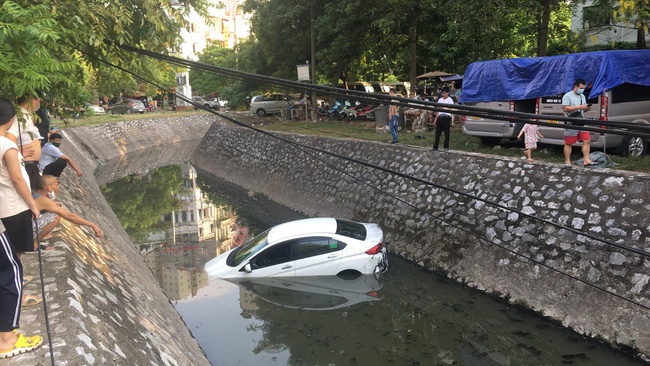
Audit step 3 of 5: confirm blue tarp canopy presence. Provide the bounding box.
[459,50,650,103]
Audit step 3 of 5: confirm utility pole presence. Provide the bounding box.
[310,3,317,121]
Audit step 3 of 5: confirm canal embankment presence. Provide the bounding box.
[192,121,650,360]
[1,115,216,365]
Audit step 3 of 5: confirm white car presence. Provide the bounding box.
[86,104,106,115]
[205,218,388,278]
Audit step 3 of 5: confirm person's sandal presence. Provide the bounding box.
[0,333,42,358]
[22,276,33,286]
[21,294,42,307]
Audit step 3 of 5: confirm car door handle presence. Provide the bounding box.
[327,255,339,258]
[281,265,292,269]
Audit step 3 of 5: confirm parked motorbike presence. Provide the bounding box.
[326,100,342,119]
[337,100,353,121]
[347,101,375,121]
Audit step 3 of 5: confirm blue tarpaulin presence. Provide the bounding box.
[459,50,650,103]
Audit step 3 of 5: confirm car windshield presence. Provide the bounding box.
[229,228,271,267]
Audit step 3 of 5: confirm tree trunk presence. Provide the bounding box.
[537,0,552,56]
[638,25,647,49]
[409,9,418,95]
[636,0,648,49]
[310,3,317,121]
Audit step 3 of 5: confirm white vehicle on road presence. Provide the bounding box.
[205,218,388,278]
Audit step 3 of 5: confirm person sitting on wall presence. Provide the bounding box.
[38,133,83,178]
[30,175,103,250]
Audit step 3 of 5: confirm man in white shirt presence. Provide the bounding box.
[39,133,83,178]
[432,87,454,151]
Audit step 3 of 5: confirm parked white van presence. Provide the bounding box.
[460,50,650,156]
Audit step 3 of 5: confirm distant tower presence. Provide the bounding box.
[175,72,192,110]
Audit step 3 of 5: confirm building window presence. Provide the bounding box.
[583,6,612,29]
[191,23,196,33]
[192,43,197,54]
[182,211,188,222]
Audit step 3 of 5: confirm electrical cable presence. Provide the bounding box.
[127,49,650,140]
[78,48,650,260]
[129,48,650,139]
[33,219,56,366]
[81,48,650,313]
[112,42,650,135]
[288,136,650,312]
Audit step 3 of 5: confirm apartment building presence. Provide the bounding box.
[178,0,252,60]
[572,0,649,47]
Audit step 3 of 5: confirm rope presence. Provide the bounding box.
[33,217,56,365]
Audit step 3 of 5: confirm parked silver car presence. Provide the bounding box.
[109,99,146,114]
[250,94,292,117]
[192,96,218,109]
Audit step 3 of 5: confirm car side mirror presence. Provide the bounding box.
[244,263,252,273]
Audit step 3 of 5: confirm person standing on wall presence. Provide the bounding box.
[388,89,400,144]
[562,78,594,167]
[0,97,43,358]
[432,87,454,151]
[6,94,43,186]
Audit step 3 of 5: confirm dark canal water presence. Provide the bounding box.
[100,159,644,366]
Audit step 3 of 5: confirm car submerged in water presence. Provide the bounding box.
[205,218,388,278]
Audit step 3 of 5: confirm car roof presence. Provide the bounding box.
[268,218,337,244]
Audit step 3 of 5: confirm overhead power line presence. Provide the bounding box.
[111,41,650,137]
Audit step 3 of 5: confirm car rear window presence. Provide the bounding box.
[335,219,366,240]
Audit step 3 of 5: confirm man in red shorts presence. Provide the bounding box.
[562,78,593,167]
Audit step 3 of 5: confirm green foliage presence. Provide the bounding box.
[101,165,184,243]
[190,44,236,98]
[239,0,579,87]
[0,0,208,109]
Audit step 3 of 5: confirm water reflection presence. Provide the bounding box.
[102,161,260,300]
[230,274,383,311]
[178,258,644,366]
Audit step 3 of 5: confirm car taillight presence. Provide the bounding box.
[130,102,135,107]
[600,96,608,121]
[509,100,514,111]
[366,291,379,298]
[534,98,539,121]
[365,242,384,255]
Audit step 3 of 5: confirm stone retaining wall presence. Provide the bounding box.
[0,116,214,366]
[192,121,650,360]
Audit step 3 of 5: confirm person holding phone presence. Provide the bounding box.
[562,78,594,167]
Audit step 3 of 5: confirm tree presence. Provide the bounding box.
[189,45,236,96]
[0,0,209,109]
[102,165,184,243]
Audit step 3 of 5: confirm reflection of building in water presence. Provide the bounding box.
[143,242,212,300]
[239,286,259,319]
[140,162,257,300]
[149,162,236,246]
[162,264,209,300]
